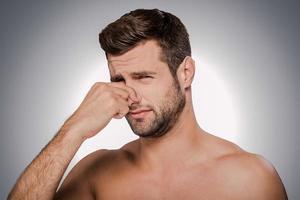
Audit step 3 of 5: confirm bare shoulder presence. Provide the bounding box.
[55,148,132,199]
[211,136,288,199]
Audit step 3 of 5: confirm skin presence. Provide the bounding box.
[8,40,288,200]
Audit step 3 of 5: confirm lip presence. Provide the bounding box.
[130,109,151,114]
[129,109,152,119]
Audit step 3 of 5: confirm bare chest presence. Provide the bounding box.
[94,170,236,200]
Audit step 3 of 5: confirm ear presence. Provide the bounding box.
[177,56,195,89]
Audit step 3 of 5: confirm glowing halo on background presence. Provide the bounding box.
[193,54,239,143]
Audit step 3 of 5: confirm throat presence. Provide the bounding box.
[136,120,204,171]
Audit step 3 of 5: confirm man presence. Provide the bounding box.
[8,9,287,200]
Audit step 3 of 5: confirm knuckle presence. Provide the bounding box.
[107,91,117,99]
[99,83,107,90]
[110,94,120,105]
[104,93,114,104]
[92,82,101,88]
[94,82,108,90]
[107,98,117,111]
[101,89,113,99]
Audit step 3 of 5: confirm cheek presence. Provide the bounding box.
[136,86,162,106]
[134,77,173,106]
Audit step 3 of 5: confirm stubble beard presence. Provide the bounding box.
[125,78,186,138]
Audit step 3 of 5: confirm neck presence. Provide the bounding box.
[136,102,206,171]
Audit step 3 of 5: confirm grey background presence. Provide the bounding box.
[1,0,299,199]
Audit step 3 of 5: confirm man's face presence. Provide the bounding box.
[107,40,186,138]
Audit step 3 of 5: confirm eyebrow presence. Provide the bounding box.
[110,71,157,82]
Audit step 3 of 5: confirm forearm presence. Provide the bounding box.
[8,127,84,200]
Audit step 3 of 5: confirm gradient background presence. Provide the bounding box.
[1,0,299,199]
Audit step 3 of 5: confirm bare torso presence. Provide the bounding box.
[55,132,286,200]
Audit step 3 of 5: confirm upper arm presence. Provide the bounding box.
[54,149,109,200]
[54,180,94,200]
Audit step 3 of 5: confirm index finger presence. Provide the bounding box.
[109,82,140,102]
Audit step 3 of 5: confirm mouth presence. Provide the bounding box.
[129,109,152,119]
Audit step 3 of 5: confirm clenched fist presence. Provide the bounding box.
[62,82,140,140]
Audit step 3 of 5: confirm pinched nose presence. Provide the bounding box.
[123,81,142,102]
[128,93,141,105]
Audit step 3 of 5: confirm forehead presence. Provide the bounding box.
[107,40,167,75]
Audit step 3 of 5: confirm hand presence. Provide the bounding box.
[62,82,140,140]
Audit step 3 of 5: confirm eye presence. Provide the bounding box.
[138,75,152,79]
[111,76,125,82]
[115,77,125,82]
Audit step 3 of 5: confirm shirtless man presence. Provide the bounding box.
[8,9,287,200]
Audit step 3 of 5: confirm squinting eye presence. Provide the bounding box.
[133,75,153,81]
[140,76,152,79]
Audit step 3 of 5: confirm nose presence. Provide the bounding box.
[125,81,142,105]
[128,94,142,108]
[128,90,142,105]
[128,96,137,106]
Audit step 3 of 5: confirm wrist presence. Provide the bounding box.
[59,124,86,145]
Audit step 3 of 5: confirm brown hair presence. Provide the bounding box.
[99,8,191,77]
